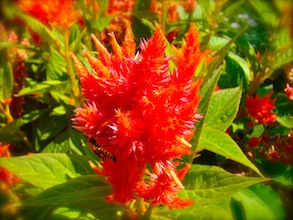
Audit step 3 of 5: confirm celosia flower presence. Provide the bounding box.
[245,93,277,124]
[17,0,80,29]
[72,23,203,209]
[284,83,293,100]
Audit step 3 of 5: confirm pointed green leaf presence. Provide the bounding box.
[0,154,95,189]
[17,80,68,96]
[46,47,67,80]
[180,165,266,204]
[91,15,115,32]
[205,86,242,131]
[189,66,222,159]
[227,52,252,83]
[198,127,263,176]
[20,175,122,220]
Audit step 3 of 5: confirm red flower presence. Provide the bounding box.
[72,23,203,209]
[0,144,21,190]
[245,93,277,124]
[248,137,262,147]
[17,0,80,29]
[284,84,293,100]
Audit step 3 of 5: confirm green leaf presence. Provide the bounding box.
[0,109,47,144]
[207,26,248,79]
[207,36,229,51]
[0,153,95,189]
[152,199,233,220]
[0,51,13,101]
[227,52,252,83]
[42,130,70,153]
[198,127,263,176]
[47,205,96,220]
[250,124,265,138]
[90,16,115,32]
[69,128,88,155]
[70,27,87,52]
[205,86,242,131]
[275,93,293,128]
[234,34,260,75]
[248,0,277,28]
[17,79,69,96]
[189,66,222,159]
[255,160,293,186]
[36,115,68,141]
[46,47,67,81]
[232,184,286,220]
[180,165,266,205]
[20,175,122,220]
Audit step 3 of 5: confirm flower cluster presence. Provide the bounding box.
[247,132,293,164]
[17,0,80,29]
[245,93,277,124]
[72,23,203,208]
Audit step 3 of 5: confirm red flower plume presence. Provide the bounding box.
[72,23,204,208]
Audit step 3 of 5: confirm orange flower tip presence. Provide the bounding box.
[166,169,184,189]
[90,33,105,51]
[71,125,85,132]
[88,160,102,174]
[176,136,192,148]
[1,98,12,105]
[70,52,79,61]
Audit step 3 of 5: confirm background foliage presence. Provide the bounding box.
[0,0,292,219]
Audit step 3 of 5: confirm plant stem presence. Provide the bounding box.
[161,0,167,33]
[63,28,81,107]
[0,103,13,123]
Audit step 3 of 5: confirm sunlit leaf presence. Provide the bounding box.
[152,199,233,220]
[0,154,95,189]
[189,66,222,159]
[198,127,263,176]
[205,86,242,132]
[232,183,286,220]
[180,165,266,204]
[20,175,122,220]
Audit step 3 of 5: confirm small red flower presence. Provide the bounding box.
[0,144,21,190]
[284,84,293,100]
[72,23,204,209]
[248,137,262,147]
[245,93,277,124]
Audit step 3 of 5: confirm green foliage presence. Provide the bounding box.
[232,183,286,220]
[0,52,13,102]
[0,154,95,189]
